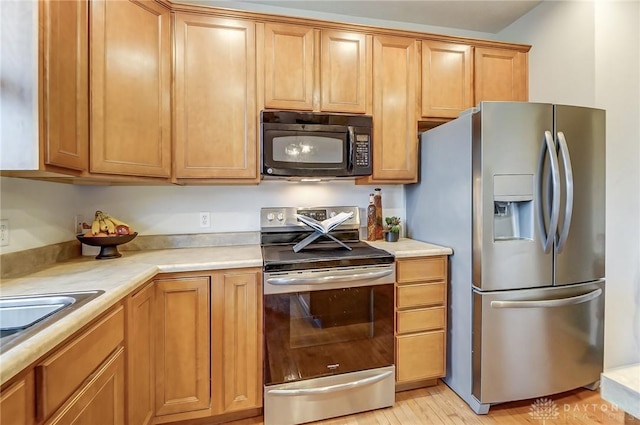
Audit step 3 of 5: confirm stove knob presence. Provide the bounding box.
[266,213,275,221]
[329,211,336,218]
[276,212,285,221]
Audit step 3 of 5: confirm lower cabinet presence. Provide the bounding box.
[45,348,125,425]
[211,270,262,415]
[0,371,35,425]
[129,268,262,424]
[395,256,448,389]
[126,282,155,425]
[154,275,211,420]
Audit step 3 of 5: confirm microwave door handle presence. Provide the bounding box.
[347,126,356,171]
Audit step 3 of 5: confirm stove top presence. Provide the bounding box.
[260,206,394,272]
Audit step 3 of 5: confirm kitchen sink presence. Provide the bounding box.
[0,290,105,352]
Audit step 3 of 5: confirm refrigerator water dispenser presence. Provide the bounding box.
[493,174,534,241]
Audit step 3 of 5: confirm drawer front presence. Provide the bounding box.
[396,282,445,309]
[37,306,124,420]
[397,256,446,284]
[397,306,445,334]
[396,331,445,383]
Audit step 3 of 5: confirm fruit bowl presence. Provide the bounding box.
[76,233,138,260]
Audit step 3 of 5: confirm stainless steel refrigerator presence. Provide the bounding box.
[405,102,605,414]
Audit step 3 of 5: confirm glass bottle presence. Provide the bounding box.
[367,193,377,241]
[374,188,383,240]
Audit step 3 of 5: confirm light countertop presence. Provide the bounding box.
[0,238,450,386]
[601,363,640,419]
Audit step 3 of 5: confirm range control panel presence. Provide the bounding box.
[260,206,360,231]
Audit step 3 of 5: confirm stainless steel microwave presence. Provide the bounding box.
[261,111,373,179]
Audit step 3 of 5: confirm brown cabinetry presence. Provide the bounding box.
[474,46,528,103]
[263,23,370,113]
[173,14,258,182]
[40,0,89,173]
[368,35,418,183]
[90,0,171,178]
[45,348,125,425]
[395,256,448,389]
[154,275,211,419]
[211,269,262,414]
[126,281,155,425]
[0,371,35,425]
[421,40,473,119]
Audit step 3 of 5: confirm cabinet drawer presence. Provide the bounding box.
[396,331,445,383]
[36,306,124,420]
[397,307,445,334]
[397,282,445,309]
[397,256,446,284]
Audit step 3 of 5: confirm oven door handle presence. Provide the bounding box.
[266,370,393,396]
[266,267,393,285]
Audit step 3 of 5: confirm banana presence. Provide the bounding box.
[103,214,130,229]
[91,219,101,235]
[103,218,116,234]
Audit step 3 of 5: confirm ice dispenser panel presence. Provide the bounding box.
[493,174,534,241]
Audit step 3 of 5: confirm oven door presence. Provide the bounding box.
[263,264,395,386]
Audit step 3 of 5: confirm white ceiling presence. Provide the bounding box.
[233,0,543,33]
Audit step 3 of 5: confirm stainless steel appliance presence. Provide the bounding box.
[405,102,606,414]
[261,111,373,179]
[261,206,395,425]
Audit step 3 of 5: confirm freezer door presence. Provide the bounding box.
[472,281,605,404]
[473,102,554,290]
[553,105,606,286]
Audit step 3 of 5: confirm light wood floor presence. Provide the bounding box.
[228,382,625,425]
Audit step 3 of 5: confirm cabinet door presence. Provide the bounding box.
[90,0,171,177]
[370,35,418,182]
[263,23,314,111]
[155,276,210,417]
[474,47,528,103]
[421,40,472,118]
[320,30,370,113]
[1,371,35,425]
[126,282,154,425]
[40,0,88,171]
[211,270,262,414]
[396,331,445,383]
[174,14,258,180]
[45,349,125,425]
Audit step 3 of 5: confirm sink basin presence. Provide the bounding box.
[0,290,105,352]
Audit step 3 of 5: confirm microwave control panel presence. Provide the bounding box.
[355,135,370,167]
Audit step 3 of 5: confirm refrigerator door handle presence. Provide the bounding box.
[555,131,574,253]
[536,131,561,253]
[490,288,602,309]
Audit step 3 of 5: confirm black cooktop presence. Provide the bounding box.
[262,240,394,272]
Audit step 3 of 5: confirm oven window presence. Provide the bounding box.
[264,284,394,386]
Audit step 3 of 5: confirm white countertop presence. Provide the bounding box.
[0,238,450,386]
[601,363,640,419]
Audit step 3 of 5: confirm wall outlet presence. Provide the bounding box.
[199,212,211,228]
[74,215,84,234]
[0,219,9,246]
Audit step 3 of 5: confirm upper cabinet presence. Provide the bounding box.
[420,40,473,119]
[421,42,528,120]
[90,0,171,178]
[474,47,528,103]
[262,23,370,114]
[367,35,418,183]
[40,0,89,172]
[173,13,258,182]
